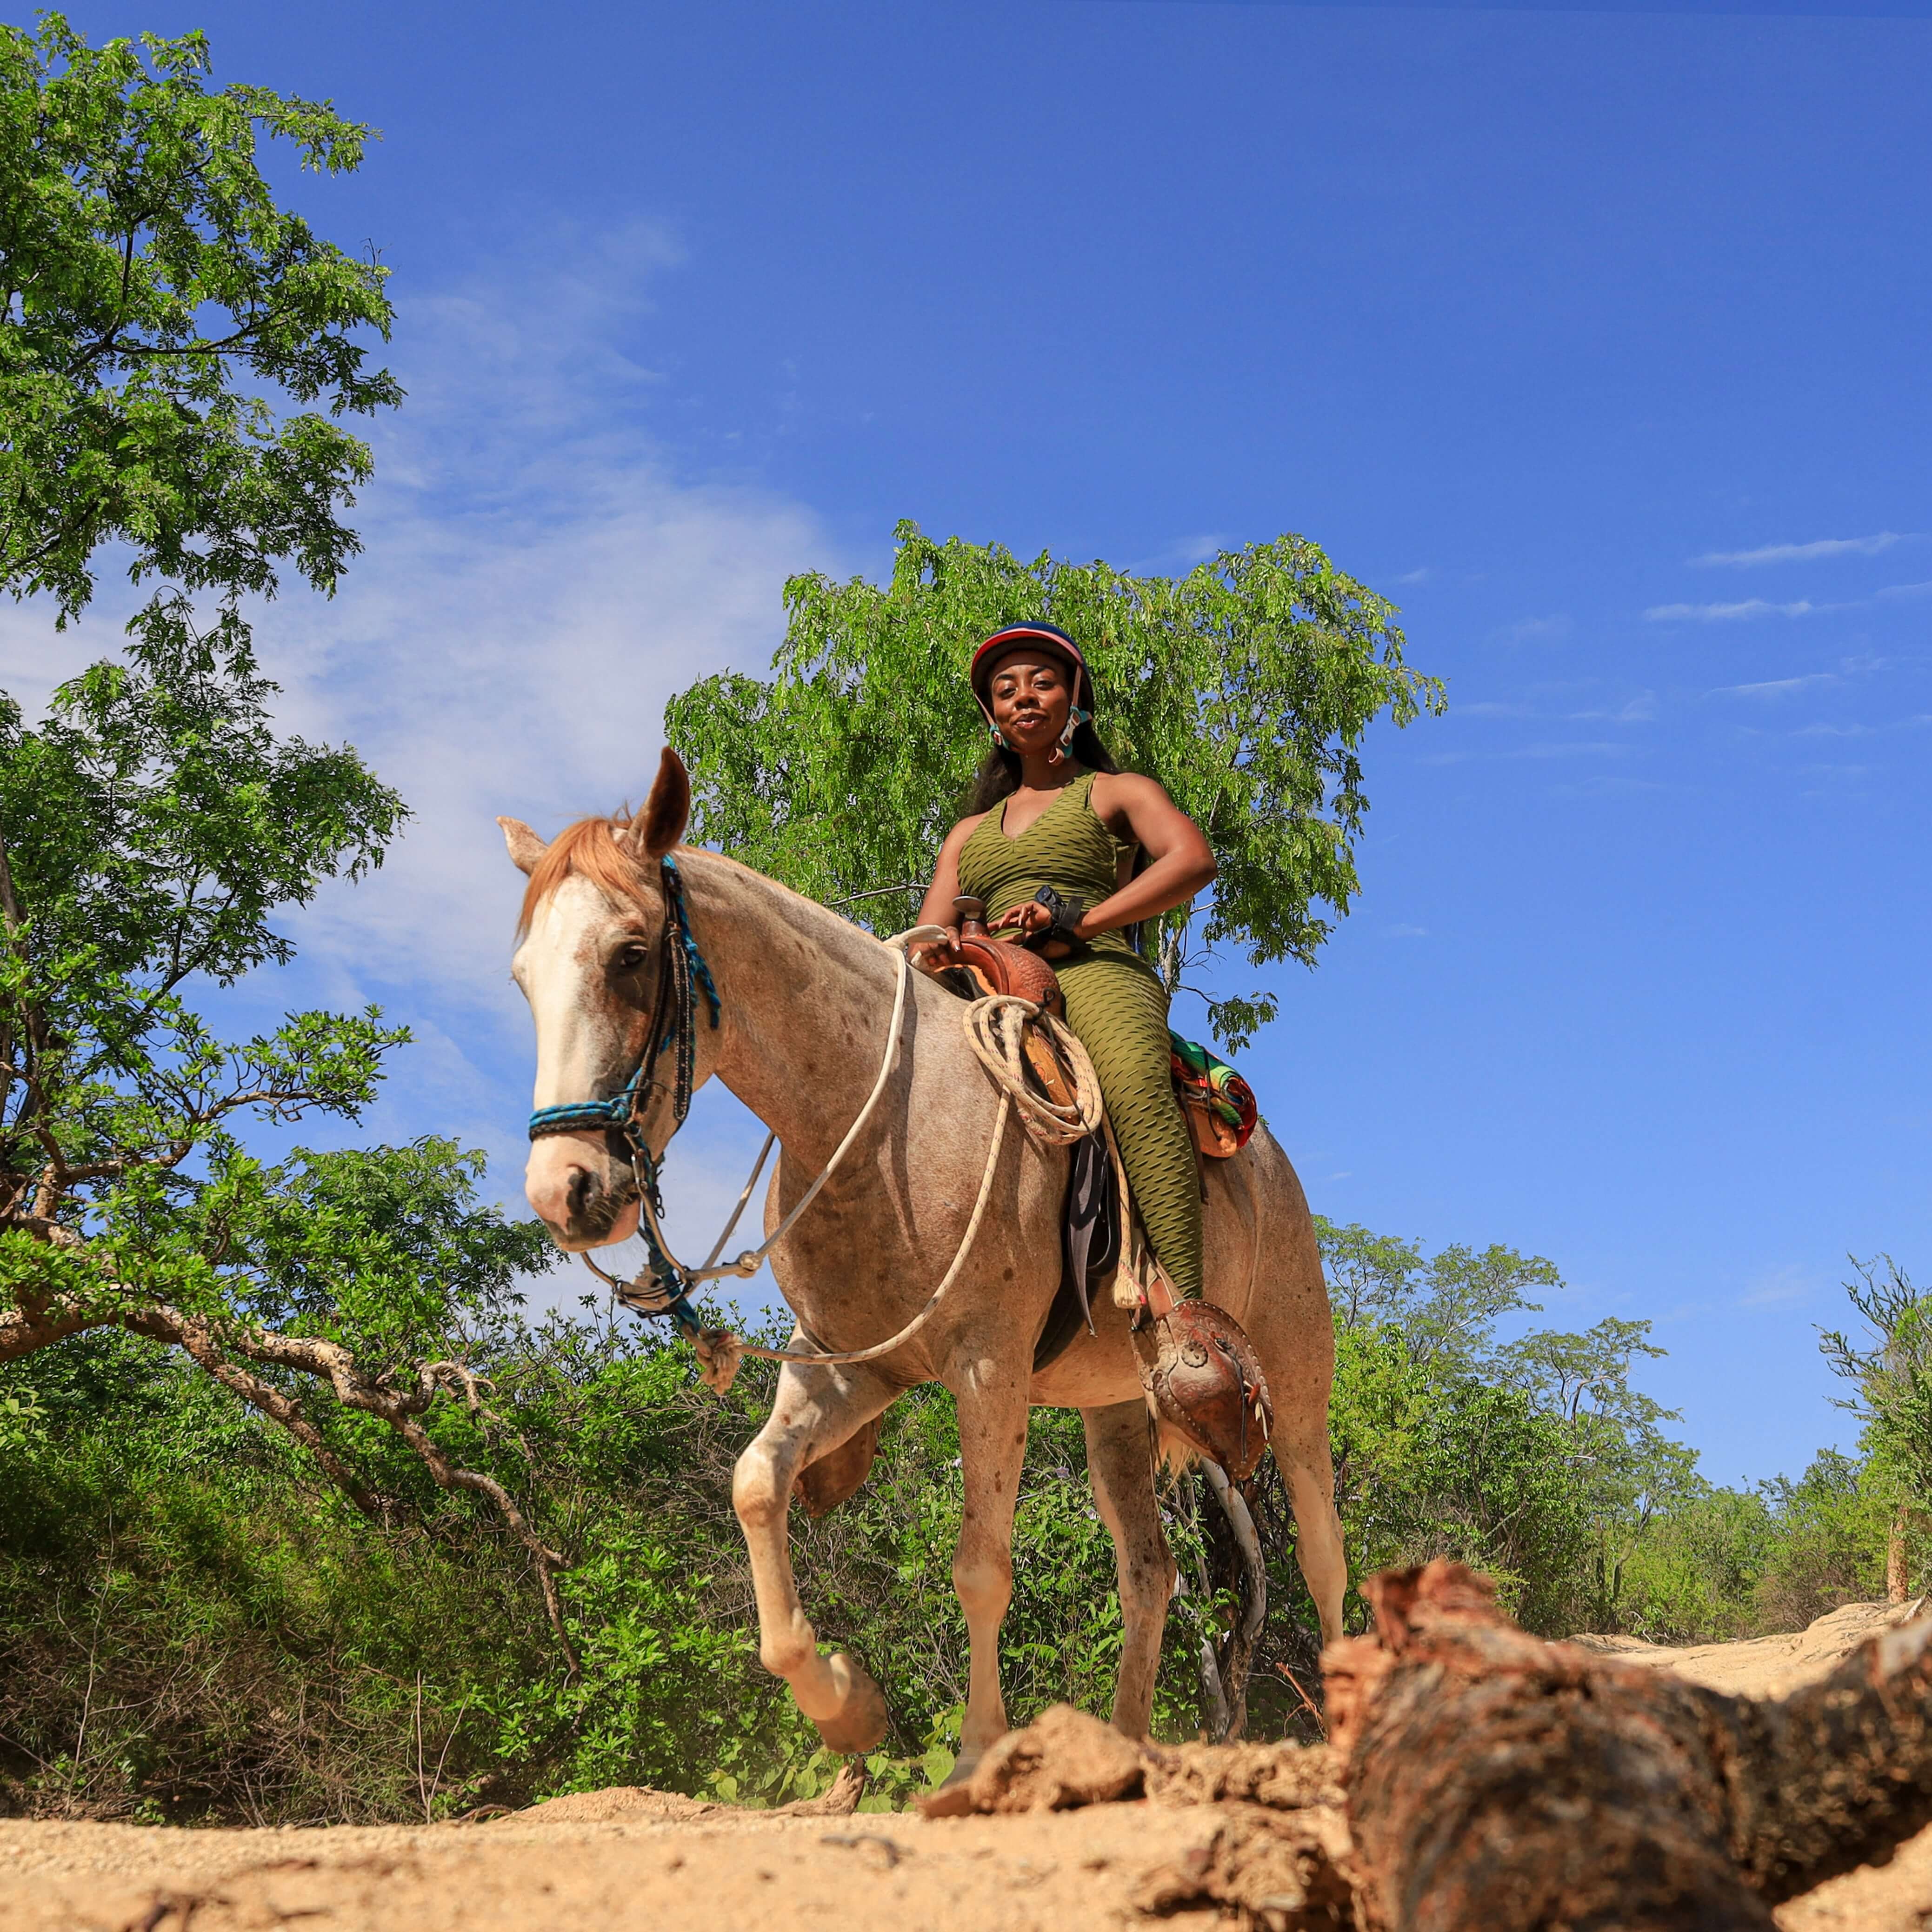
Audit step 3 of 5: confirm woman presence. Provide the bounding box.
[915,624,1268,1470]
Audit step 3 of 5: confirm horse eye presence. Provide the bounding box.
[613,946,649,973]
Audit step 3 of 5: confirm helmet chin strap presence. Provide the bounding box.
[1046,701,1091,766]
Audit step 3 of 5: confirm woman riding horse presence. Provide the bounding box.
[914,624,1269,1470]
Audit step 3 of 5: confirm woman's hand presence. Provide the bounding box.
[988,901,1054,942]
[908,927,960,973]
[989,899,1086,957]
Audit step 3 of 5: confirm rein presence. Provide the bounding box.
[528,866,1104,1392]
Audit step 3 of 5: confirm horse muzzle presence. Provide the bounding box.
[525,1136,640,1250]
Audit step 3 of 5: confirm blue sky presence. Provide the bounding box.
[15,0,1932,1485]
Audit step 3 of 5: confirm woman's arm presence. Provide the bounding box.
[990,774,1214,949]
[909,814,985,966]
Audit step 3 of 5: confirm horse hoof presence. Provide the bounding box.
[811,1652,889,1753]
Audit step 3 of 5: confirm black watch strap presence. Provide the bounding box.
[1033,884,1086,946]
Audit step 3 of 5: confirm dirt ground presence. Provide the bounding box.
[5,1600,1930,1932]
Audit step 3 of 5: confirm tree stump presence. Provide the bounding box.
[1325,1559,1932,1932]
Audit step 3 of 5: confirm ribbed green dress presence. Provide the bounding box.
[956,770,1202,1298]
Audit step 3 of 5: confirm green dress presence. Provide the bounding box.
[956,770,1202,1298]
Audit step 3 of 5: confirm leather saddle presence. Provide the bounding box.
[934,897,1078,1112]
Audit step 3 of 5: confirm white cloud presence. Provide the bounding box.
[1708,674,1835,700]
[1394,567,1432,586]
[1645,599,1815,622]
[1492,613,1570,645]
[1877,579,1932,601]
[1568,691,1657,724]
[1692,532,1908,567]
[1,224,843,1301]
[1382,923,1429,939]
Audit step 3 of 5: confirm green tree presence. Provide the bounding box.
[0,14,398,619]
[1819,1256,1932,1601]
[0,21,579,1657]
[665,520,1442,1047]
[1317,1216,1698,1634]
[0,611,568,1641]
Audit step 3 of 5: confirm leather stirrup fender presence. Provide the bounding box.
[1133,1299,1273,1482]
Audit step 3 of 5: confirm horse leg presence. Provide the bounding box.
[1083,1399,1174,1739]
[945,1342,1033,1779]
[731,1356,899,1752]
[1277,1426,1347,1648]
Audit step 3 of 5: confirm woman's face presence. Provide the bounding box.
[986,649,1073,755]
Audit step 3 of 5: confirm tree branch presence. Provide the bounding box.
[122,1304,580,1676]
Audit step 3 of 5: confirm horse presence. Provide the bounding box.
[502,749,1346,1778]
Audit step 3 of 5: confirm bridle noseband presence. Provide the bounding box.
[526,852,720,1336]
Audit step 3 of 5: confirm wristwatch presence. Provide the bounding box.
[1031,885,1086,947]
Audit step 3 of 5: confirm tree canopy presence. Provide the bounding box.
[666,520,1444,1048]
[0,13,398,619]
[0,21,583,1657]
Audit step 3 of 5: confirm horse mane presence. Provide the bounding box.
[516,816,652,936]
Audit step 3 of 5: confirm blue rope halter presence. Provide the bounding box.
[527,853,720,1335]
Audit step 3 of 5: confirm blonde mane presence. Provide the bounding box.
[516,817,653,936]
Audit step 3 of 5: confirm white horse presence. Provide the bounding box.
[503,751,1345,1776]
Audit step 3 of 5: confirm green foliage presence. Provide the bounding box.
[0,1243,1910,1824]
[0,598,465,1354]
[0,1314,1215,1821]
[1820,1256,1932,1516]
[665,520,1442,1047]
[0,13,398,619]
[1319,1215,1698,1634]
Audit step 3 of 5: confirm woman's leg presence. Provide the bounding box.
[1058,956,1203,1298]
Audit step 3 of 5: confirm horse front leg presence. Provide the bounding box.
[945,1337,1033,1779]
[732,1355,899,1752]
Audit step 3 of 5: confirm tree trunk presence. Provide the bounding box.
[1890,1503,1912,1606]
[1325,1559,1932,1932]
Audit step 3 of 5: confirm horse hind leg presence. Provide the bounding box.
[731,1356,900,1752]
[1083,1398,1173,1739]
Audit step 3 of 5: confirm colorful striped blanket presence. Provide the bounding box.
[1168,1031,1258,1155]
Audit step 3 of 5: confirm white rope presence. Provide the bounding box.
[669,925,939,1291]
[674,928,1106,1391]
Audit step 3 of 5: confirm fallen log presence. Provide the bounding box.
[1326,1559,1932,1932]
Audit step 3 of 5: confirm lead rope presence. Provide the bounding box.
[588,923,1104,1394]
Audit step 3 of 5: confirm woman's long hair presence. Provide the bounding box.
[964,719,1123,814]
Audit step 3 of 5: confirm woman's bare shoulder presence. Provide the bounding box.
[1089,771,1175,815]
[939,810,990,852]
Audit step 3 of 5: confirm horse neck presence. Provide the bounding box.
[673,850,910,1162]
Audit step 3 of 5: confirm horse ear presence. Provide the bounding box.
[632,747,691,859]
[498,816,549,876]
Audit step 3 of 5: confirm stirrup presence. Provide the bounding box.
[1133,1298,1272,1481]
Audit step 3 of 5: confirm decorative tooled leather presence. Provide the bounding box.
[1133,1301,1274,1481]
[947,898,1066,1016]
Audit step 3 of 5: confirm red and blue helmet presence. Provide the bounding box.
[969,623,1093,731]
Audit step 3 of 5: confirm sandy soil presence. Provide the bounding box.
[5,1601,1930,1932]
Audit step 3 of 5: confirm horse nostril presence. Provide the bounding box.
[566,1166,596,1218]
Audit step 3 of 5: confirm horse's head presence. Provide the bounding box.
[501,748,700,1250]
